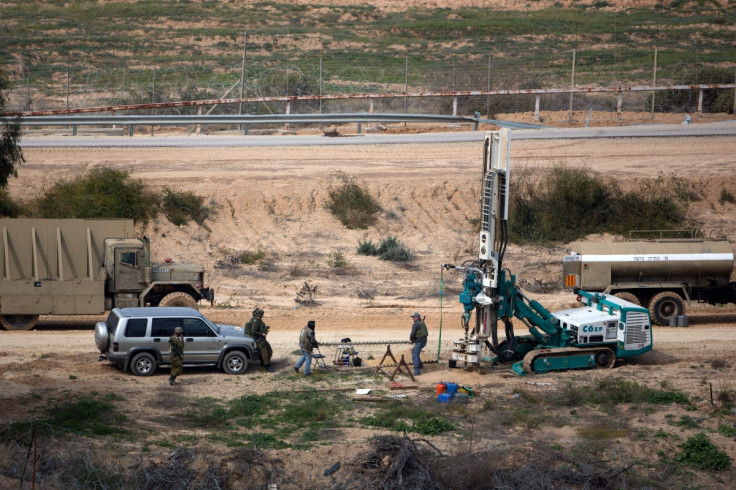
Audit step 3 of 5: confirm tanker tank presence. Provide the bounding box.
[563,238,736,325]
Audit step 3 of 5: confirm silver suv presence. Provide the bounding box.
[95,307,260,376]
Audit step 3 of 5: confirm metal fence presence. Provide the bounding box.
[6,48,735,127]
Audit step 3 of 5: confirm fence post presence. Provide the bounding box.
[285,100,291,131]
[698,88,703,117]
[404,55,408,115]
[239,31,247,132]
[534,95,540,122]
[651,47,658,120]
[486,53,491,119]
[568,49,576,123]
[452,96,457,116]
[617,90,623,120]
[368,97,374,113]
[319,57,323,114]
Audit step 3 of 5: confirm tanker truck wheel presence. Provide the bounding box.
[614,292,641,306]
[648,291,684,326]
[159,292,198,309]
[0,314,40,331]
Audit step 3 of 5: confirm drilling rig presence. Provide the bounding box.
[442,130,653,375]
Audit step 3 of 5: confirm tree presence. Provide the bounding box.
[0,69,24,188]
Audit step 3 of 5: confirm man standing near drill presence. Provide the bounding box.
[168,326,185,385]
[409,312,428,376]
[244,308,274,372]
[294,320,318,376]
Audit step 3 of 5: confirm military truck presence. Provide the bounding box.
[563,235,736,325]
[0,218,214,330]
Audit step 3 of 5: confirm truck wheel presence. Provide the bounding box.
[0,314,40,331]
[223,351,248,375]
[648,291,684,326]
[614,292,641,306]
[159,292,198,309]
[130,352,157,376]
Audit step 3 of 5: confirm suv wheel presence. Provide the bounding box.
[223,351,248,375]
[130,352,157,376]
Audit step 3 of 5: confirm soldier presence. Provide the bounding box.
[409,312,428,375]
[244,308,274,372]
[168,326,185,385]
[294,320,318,376]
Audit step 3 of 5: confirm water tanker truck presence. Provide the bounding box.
[0,218,214,330]
[563,236,736,325]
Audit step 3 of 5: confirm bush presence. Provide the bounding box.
[0,188,21,217]
[162,187,214,228]
[377,236,411,262]
[327,250,349,269]
[239,249,266,265]
[510,165,689,243]
[676,433,731,470]
[357,238,378,256]
[29,167,160,223]
[720,188,735,205]
[325,171,381,229]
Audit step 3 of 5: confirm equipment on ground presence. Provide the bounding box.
[0,218,214,330]
[442,130,653,375]
[563,235,736,325]
[312,346,327,369]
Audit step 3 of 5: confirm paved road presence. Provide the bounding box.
[20,121,736,148]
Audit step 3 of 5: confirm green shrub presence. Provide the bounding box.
[0,188,21,217]
[327,250,348,268]
[510,166,689,243]
[42,394,126,436]
[162,187,214,227]
[325,171,381,229]
[239,249,266,265]
[720,188,735,205]
[676,433,731,470]
[357,238,378,256]
[377,235,411,262]
[29,167,160,223]
[718,424,736,437]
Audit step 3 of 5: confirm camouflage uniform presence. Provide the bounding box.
[168,328,185,385]
[410,313,428,375]
[245,309,273,371]
[294,320,318,375]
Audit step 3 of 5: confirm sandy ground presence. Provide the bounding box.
[2,127,736,486]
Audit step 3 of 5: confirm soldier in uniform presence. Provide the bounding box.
[409,312,428,375]
[294,320,318,376]
[244,308,274,372]
[168,326,185,385]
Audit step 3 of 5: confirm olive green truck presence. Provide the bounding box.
[0,218,214,330]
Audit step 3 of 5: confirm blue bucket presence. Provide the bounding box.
[446,382,458,398]
[437,393,451,403]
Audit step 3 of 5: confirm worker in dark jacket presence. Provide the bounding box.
[409,312,428,375]
[168,326,185,385]
[294,320,318,376]
[244,308,274,372]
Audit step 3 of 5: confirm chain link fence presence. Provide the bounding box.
[6,44,735,127]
